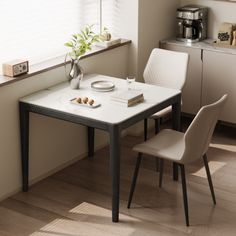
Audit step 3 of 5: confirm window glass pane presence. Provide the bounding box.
[80,0,100,33]
[102,0,119,37]
[0,0,118,73]
[0,0,83,68]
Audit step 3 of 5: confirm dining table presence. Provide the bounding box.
[19,74,181,223]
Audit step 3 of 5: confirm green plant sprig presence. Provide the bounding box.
[65,25,100,60]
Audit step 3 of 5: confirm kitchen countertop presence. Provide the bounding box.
[161,38,236,55]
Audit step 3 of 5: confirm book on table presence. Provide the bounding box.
[111,90,144,107]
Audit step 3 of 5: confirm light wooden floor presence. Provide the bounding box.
[0,121,236,236]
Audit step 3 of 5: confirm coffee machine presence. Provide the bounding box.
[176,5,208,42]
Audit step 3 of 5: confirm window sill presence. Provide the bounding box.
[0,39,131,88]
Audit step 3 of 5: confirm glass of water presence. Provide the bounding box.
[126,76,136,90]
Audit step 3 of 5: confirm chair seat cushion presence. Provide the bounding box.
[133,129,185,163]
[150,106,172,119]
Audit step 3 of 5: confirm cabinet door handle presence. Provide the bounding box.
[201,49,203,62]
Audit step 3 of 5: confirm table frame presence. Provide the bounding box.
[19,92,181,223]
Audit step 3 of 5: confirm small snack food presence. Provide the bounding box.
[76,97,82,103]
[88,99,94,106]
[71,96,100,108]
[83,97,89,104]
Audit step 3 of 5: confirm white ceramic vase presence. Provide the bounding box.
[68,59,83,89]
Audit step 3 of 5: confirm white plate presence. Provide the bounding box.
[91,80,115,92]
[92,87,114,92]
[70,98,101,108]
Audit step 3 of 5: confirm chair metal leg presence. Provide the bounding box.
[173,162,179,181]
[203,154,216,205]
[159,159,164,188]
[179,164,189,227]
[127,153,142,209]
[144,119,148,141]
[154,118,160,173]
[155,118,160,134]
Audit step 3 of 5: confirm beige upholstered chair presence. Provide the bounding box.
[143,48,189,140]
[128,95,228,226]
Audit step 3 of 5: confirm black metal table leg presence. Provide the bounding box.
[109,125,121,223]
[172,95,181,181]
[144,119,148,141]
[172,163,179,181]
[19,103,29,192]
[87,126,95,158]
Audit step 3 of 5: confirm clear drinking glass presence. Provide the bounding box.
[126,76,136,90]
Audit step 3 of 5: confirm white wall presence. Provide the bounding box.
[137,0,180,81]
[113,0,180,80]
[116,0,139,78]
[0,45,129,200]
[181,0,236,38]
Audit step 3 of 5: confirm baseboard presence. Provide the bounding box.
[28,154,87,187]
[0,188,22,202]
[0,141,109,202]
[29,141,109,187]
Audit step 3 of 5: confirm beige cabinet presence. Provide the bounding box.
[162,41,236,124]
[162,43,202,114]
[202,50,236,123]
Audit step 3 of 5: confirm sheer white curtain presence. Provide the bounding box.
[0,0,83,67]
[80,0,120,37]
[0,0,119,72]
[102,0,120,37]
[80,0,100,33]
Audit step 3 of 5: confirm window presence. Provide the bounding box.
[0,0,118,73]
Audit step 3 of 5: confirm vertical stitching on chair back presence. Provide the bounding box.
[182,95,228,164]
[143,48,189,91]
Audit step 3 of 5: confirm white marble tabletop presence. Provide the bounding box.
[20,74,180,124]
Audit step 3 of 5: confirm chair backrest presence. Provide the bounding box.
[143,48,189,90]
[182,95,228,164]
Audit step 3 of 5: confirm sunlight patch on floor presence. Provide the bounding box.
[30,230,62,236]
[30,202,138,236]
[210,143,236,152]
[191,161,226,178]
[30,218,93,236]
[69,202,113,217]
[69,202,140,222]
